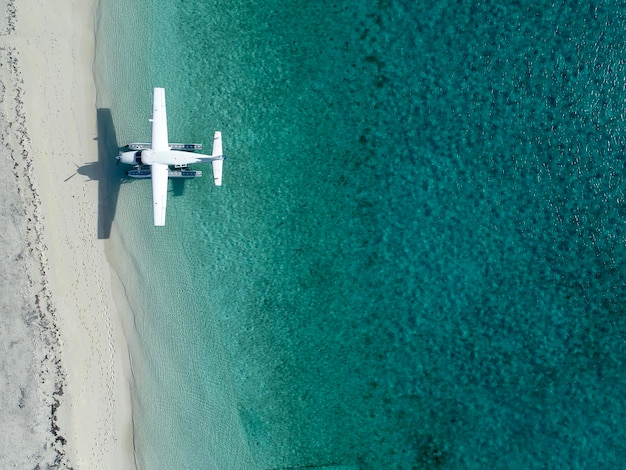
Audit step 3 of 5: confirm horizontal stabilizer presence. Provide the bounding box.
[212,131,223,186]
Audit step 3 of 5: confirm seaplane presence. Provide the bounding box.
[117,87,224,226]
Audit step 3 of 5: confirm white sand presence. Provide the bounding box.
[0,0,135,468]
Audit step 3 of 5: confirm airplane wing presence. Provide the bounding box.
[211,131,223,186]
[151,87,169,225]
[151,163,168,226]
[151,87,169,151]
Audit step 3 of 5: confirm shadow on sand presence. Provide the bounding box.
[95,108,126,239]
[75,108,127,239]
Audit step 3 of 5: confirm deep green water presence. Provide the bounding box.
[96,1,626,468]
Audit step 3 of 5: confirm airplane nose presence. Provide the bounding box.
[118,150,138,165]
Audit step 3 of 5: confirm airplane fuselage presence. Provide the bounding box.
[118,148,213,167]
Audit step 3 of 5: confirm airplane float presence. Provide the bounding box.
[117,87,224,226]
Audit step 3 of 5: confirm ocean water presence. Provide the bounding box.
[95,1,626,468]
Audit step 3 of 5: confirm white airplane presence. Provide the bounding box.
[117,87,224,226]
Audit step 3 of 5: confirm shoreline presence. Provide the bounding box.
[0,0,136,468]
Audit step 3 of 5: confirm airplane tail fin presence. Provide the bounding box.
[211,131,223,186]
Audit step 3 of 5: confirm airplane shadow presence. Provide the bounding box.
[95,108,127,239]
[73,108,127,239]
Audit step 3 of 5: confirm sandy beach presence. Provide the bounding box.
[0,0,135,468]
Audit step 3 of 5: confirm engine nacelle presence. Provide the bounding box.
[118,150,143,165]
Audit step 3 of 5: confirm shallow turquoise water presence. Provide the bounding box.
[96,1,626,468]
